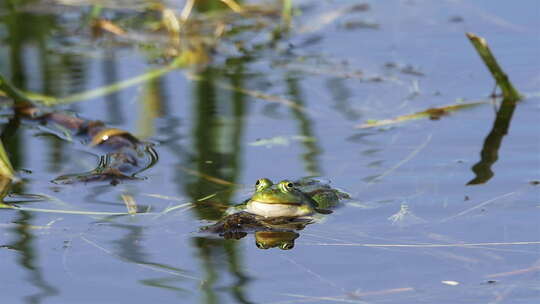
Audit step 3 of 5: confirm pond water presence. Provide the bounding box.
[1,0,539,303]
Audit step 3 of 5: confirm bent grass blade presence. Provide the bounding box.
[466,32,521,101]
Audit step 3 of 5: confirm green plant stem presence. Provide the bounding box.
[466,32,521,101]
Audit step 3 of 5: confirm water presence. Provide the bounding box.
[1,0,539,303]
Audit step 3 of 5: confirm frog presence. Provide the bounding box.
[244,177,349,218]
[201,177,349,249]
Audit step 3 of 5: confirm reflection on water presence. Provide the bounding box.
[109,223,148,262]
[185,66,247,220]
[254,231,299,250]
[103,52,124,125]
[468,98,517,185]
[5,211,58,304]
[326,77,362,121]
[101,223,194,294]
[193,237,254,304]
[286,74,322,176]
[181,41,252,303]
[201,211,314,251]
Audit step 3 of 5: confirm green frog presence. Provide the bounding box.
[244,178,348,218]
[201,178,349,249]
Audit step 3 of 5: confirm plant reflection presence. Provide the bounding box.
[286,74,322,176]
[184,62,254,302]
[5,211,58,304]
[0,7,62,302]
[103,52,124,125]
[193,237,254,304]
[468,98,517,185]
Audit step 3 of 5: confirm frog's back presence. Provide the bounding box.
[293,178,350,209]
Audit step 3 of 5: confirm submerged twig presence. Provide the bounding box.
[357,101,487,128]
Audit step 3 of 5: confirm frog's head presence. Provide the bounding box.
[251,179,304,204]
[247,178,315,217]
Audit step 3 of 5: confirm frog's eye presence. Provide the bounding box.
[256,242,269,249]
[279,180,294,192]
[256,178,273,191]
[280,242,294,250]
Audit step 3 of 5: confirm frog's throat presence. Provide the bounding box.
[246,201,313,217]
[250,200,303,206]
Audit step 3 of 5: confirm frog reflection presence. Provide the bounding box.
[200,212,305,250]
[255,231,299,250]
